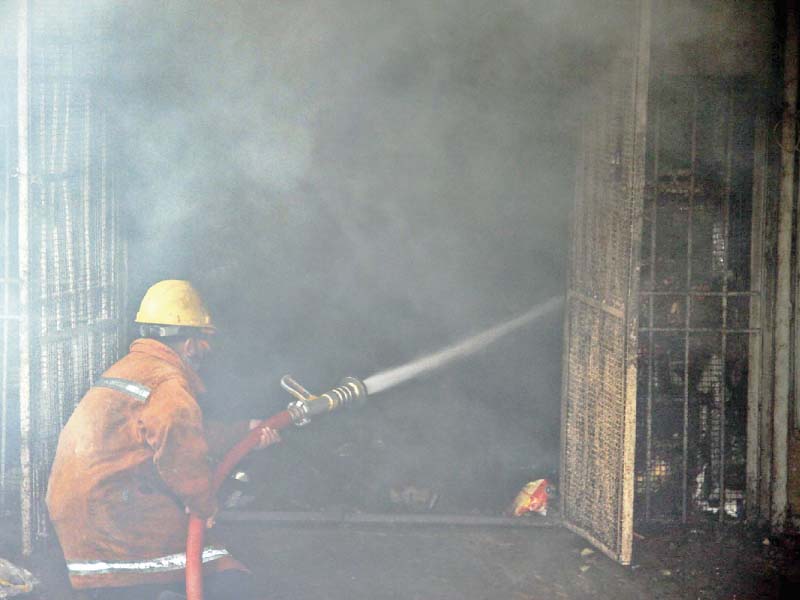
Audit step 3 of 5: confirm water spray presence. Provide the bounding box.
[363,296,563,395]
[186,295,562,600]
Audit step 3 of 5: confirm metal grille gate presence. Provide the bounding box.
[560,0,650,565]
[635,81,765,523]
[0,0,124,553]
[1,53,21,533]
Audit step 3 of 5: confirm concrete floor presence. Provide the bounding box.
[9,519,799,599]
[224,523,652,600]
[218,520,800,600]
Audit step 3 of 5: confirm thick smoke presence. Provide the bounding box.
[103,0,599,510]
[2,0,775,513]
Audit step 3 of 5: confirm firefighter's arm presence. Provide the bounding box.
[204,420,280,459]
[204,420,250,459]
[138,378,217,519]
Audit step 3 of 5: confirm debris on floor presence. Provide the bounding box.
[509,479,552,517]
[389,484,439,512]
[0,558,37,598]
[632,522,800,599]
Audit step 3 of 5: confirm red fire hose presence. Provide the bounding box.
[185,410,293,600]
[185,376,367,600]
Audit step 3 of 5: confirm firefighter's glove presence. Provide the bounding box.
[249,420,281,449]
[185,505,216,529]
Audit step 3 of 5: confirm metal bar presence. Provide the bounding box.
[640,291,758,297]
[1,79,12,503]
[65,203,82,406]
[64,84,81,407]
[63,81,77,331]
[644,106,660,521]
[759,141,777,522]
[644,397,693,405]
[793,15,800,433]
[33,77,54,542]
[121,191,127,342]
[772,0,797,532]
[759,185,776,518]
[718,90,734,523]
[99,107,110,369]
[17,0,33,556]
[109,113,123,362]
[59,80,75,433]
[100,101,109,324]
[619,0,650,562]
[218,511,558,529]
[681,88,698,523]
[49,80,62,331]
[36,79,49,493]
[639,327,760,334]
[62,180,78,328]
[81,87,94,388]
[60,78,70,179]
[108,114,117,313]
[49,80,58,175]
[747,110,767,521]
[559,108,583,529]
[33,75,51,544]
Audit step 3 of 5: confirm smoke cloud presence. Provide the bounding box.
[101,0,601,509]
[1,0,774,512]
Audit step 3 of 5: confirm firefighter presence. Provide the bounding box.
[46,280,278,600]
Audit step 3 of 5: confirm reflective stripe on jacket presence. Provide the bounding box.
[67,546,230,577]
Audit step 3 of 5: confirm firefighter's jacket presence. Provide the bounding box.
[46,338,249,589]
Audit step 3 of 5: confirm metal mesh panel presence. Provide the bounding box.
[1,0,123,548]
[562,304,627,551]
[635,81,760,523]
[561,0,649,566]
[635,332,684,519]
[569,67,639,314]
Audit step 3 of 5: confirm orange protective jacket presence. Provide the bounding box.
[46,339,249,589]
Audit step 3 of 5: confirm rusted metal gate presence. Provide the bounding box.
[635,81,767,524]
[0,0,124,554]
[560,0,651,565]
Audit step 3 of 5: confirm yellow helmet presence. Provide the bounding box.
[135,280,215,333]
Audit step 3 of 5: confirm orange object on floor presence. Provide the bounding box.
[510,479,551,517]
